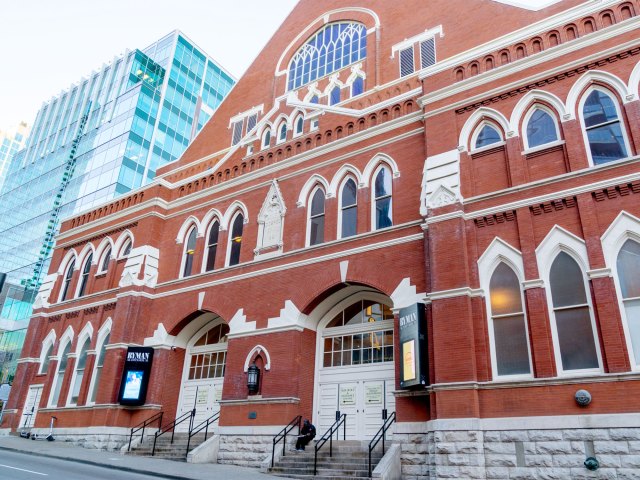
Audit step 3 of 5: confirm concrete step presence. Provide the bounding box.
[270,467,371,478]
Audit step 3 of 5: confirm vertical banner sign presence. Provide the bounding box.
[399,303,428,388]
[118,347,154,406]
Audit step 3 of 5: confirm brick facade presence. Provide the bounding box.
[4,0,640,477]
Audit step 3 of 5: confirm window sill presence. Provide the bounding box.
[522,139,565,156]
[470,141,506,155]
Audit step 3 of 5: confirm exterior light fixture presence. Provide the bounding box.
[575,389,592,407]
[247,363,260,395]
[584,457,599,471]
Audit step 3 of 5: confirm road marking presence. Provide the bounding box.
[0,463,48,476]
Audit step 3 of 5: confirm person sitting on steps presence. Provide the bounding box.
[295,419,316,451]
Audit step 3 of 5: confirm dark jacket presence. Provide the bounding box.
[301,423,316,438]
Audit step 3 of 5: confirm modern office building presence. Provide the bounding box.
[0,122,29,192]
[0,30,235,383]
[5,1,640,479]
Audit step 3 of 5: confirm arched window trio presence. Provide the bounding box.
[308,165,394,247]
[44,321,112,408]
[468,85,631,167]
[481,228,640,381]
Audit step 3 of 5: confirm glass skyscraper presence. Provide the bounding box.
[0,31,235,383]
[0,122,29,192]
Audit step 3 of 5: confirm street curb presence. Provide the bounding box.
[0,445,197,480]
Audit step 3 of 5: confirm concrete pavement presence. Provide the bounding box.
[0,435,281,480]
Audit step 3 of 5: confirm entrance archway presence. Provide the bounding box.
[175,320,229,431]
[312,287,396,440]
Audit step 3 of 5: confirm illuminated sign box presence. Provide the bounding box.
[118,347,154,406]
[399,303,428,388]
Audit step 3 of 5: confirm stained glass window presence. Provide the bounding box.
[288,22,367,91]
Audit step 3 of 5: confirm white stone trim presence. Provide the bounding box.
[114,230,135,259]
[175,216,203,244]
[243,345,272,372]
[86,318,112,406]
[601,210,640,371]
[391,25,444,56]
[297,174,330,208]
[536,225,603,376]
[38,330,57,374]
[390,278,425,311]
[459,108,511,152]
[427,287,484,302]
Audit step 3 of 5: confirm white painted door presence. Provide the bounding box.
[176,378,223,432]
[19,385,43,430]
[316,365,395,440]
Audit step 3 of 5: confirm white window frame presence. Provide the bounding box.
[478,238,533,381]
[225,211,245,267]
[179,225,198,279]
[38,330,57,375]
[261,127,272,150]
[470,121,505,153]
[97,245,112,274]
[419,37,436,69]
[306,186,327,247]
[399,46,415,77]
[48,327,74,407]
[276,120,288,145]
[66,325,93,406]
[293,115,304,137]
[536,227,603,376]
[86,319,112,406]
[522,105,561,150]
[337,176,358,240]
[58,257,77,303]
[578,86,631,167]
[75,252,94,298]
[201,219,222,273]
[601,211,640,371]
[370,165,393,232]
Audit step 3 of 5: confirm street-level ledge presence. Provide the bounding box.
[219,396,300,406]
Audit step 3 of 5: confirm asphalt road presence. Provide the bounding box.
[0,450,164,480]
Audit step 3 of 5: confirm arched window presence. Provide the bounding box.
[309,188,325,246]
[228,214,244,266]
[189,324,229,380]
[69,337,91,404]
[310,95,319,104]
[525,108,559,148]
[374,167,393,229]
[582,89,628,164]
[288,22,367,91]
[50,342,71,407]
[277,122,287,144]
[100,247,112,273]
[60,259,76,302]
[352,76,365,97]
[77,253,93,298]
[324,300,394,367]
[121,239,132,257]
[488,263,531,377]
[474,124,502,149]
[616,240,640,366]
[261,128,271,150]
[205,221,220,272]
[89,333,110,404]
[549,252,600,372]
[182,227,197,277]
[39,343,54,374]
[330,86,341,105]
[294,116,304,136]
[340,178,357,238]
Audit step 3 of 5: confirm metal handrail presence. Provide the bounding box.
[314,414,346,476]
[368,411,396,477]
[152,409,195,456]
[271,415,302,468]
[128,411,163,452]
[185,412,220,457]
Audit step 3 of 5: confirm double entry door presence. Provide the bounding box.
[316,364,395,440]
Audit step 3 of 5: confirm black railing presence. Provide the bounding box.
[152,409,196,456]
[314,414,346,476]
[368,411,396,477]
[271,415,302,468]
[128,411,163,452]
[185,412,220,458]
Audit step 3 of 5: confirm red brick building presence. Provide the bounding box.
[4,0,640,477]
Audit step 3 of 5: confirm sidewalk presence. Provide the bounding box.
[0,434,281,480]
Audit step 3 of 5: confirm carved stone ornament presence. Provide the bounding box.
[426,185,459,210]
[255,181,286,257]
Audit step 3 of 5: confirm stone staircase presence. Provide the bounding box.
[126,432,208,461]
[269,440,384,479]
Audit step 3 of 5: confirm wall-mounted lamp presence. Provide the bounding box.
[247,363,260,395]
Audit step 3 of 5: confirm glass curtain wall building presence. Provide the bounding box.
[0,122,29,192]
[0,31,235,383]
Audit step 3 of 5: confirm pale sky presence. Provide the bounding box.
[0,0,299,129]
[0,0,559,130]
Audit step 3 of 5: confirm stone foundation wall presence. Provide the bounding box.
[29,427,132,451]
[394,421,640,480]
[217,434,274,467]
